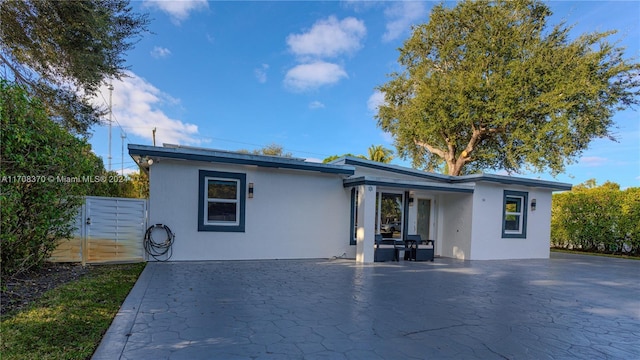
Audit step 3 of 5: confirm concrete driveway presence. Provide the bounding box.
[93,252,640,359]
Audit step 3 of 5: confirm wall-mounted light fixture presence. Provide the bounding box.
[138,156,154,166]
[531,198,536,211]
[409,197,414,206]
[248,183,254,198]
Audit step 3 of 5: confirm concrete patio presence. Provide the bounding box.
[93,252,640,359]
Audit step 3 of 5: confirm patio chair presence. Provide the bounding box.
[374,234,398,262]
[405,234,435,262]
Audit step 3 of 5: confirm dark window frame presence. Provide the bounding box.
[502,190,528,238]
[350,188,357,245]
[198,170,246,232]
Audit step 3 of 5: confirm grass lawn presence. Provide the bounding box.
[551,248,640,260]
[1,263,145,360]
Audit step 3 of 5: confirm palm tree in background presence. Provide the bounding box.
[367,145,394,164]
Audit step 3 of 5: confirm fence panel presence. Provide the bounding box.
[50,196,147,264]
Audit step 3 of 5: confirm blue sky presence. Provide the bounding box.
[89,1,640,189]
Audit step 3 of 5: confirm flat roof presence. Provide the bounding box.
[128,144,355,176]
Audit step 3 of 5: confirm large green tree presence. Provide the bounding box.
[376,0,639,176]
[0,0,149,135]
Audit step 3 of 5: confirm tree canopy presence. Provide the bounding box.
[376,0,639,176]
[322,154,364,163]
[323,145,394,163]
[238,143,293,157]
[0,0,149,135]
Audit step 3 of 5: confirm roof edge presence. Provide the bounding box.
[335,156,571,191]
[128,144,355,176]
[344,176,475,194]
[454,174,573,191]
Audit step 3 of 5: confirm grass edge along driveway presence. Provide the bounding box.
[1,263,145,360]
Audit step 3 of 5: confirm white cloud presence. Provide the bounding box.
[367,90,385,113]
[380,131,394,144]
[580,156,608,167]
[342,1,378,13]
[382,2,427,42]
[254,64,269,83]
[284,61,348,92]
[151,46,171,58]
[121,167,140,177]
[92,72,199,145]
[143,0,208,24]
[286,16,366,58]
[309,100,325,109]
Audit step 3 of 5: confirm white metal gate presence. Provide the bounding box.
[50,196,148,264]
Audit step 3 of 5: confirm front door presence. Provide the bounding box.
[417,199,431,240]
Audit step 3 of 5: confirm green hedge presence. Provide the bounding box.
[551,181,640,255]
[1,82,95,276]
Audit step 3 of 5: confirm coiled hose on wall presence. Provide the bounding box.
[144,224,174,261]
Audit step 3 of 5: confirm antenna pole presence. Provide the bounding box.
[152,127,156,146]
[121,132,125,175]
[108,83,114,171]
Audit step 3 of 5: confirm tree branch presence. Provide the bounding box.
[0,53,30,85]
[414,140,447,159]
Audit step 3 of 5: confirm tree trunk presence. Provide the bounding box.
[448,160,463,176]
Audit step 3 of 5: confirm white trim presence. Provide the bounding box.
[204,177,241,227]
[504,195,525,235]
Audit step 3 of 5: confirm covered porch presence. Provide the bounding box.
[344,176,475,263]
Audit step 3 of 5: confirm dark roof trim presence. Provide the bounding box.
[128,144,355,175]
[335,156,571,191]
[451,174,573,191]
[339,157,450,182]
[343,176,474,194]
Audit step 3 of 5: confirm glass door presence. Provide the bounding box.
[377,192,404,239]
[417,199,431,240]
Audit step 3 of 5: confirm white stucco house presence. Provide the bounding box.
[129,143,571,263]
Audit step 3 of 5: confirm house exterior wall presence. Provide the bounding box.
[469,183,553,260]
[439,193,474,259]
[149,160,353,261]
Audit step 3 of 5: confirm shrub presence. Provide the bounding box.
[551,180,640,255]
[1,82,97,275]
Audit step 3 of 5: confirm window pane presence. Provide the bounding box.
[505,215,520,231]
[506,197,521,212]
[502,191,527,238]
[208,202,237,222]
[208,180,237,199]
[380,193,403,239]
